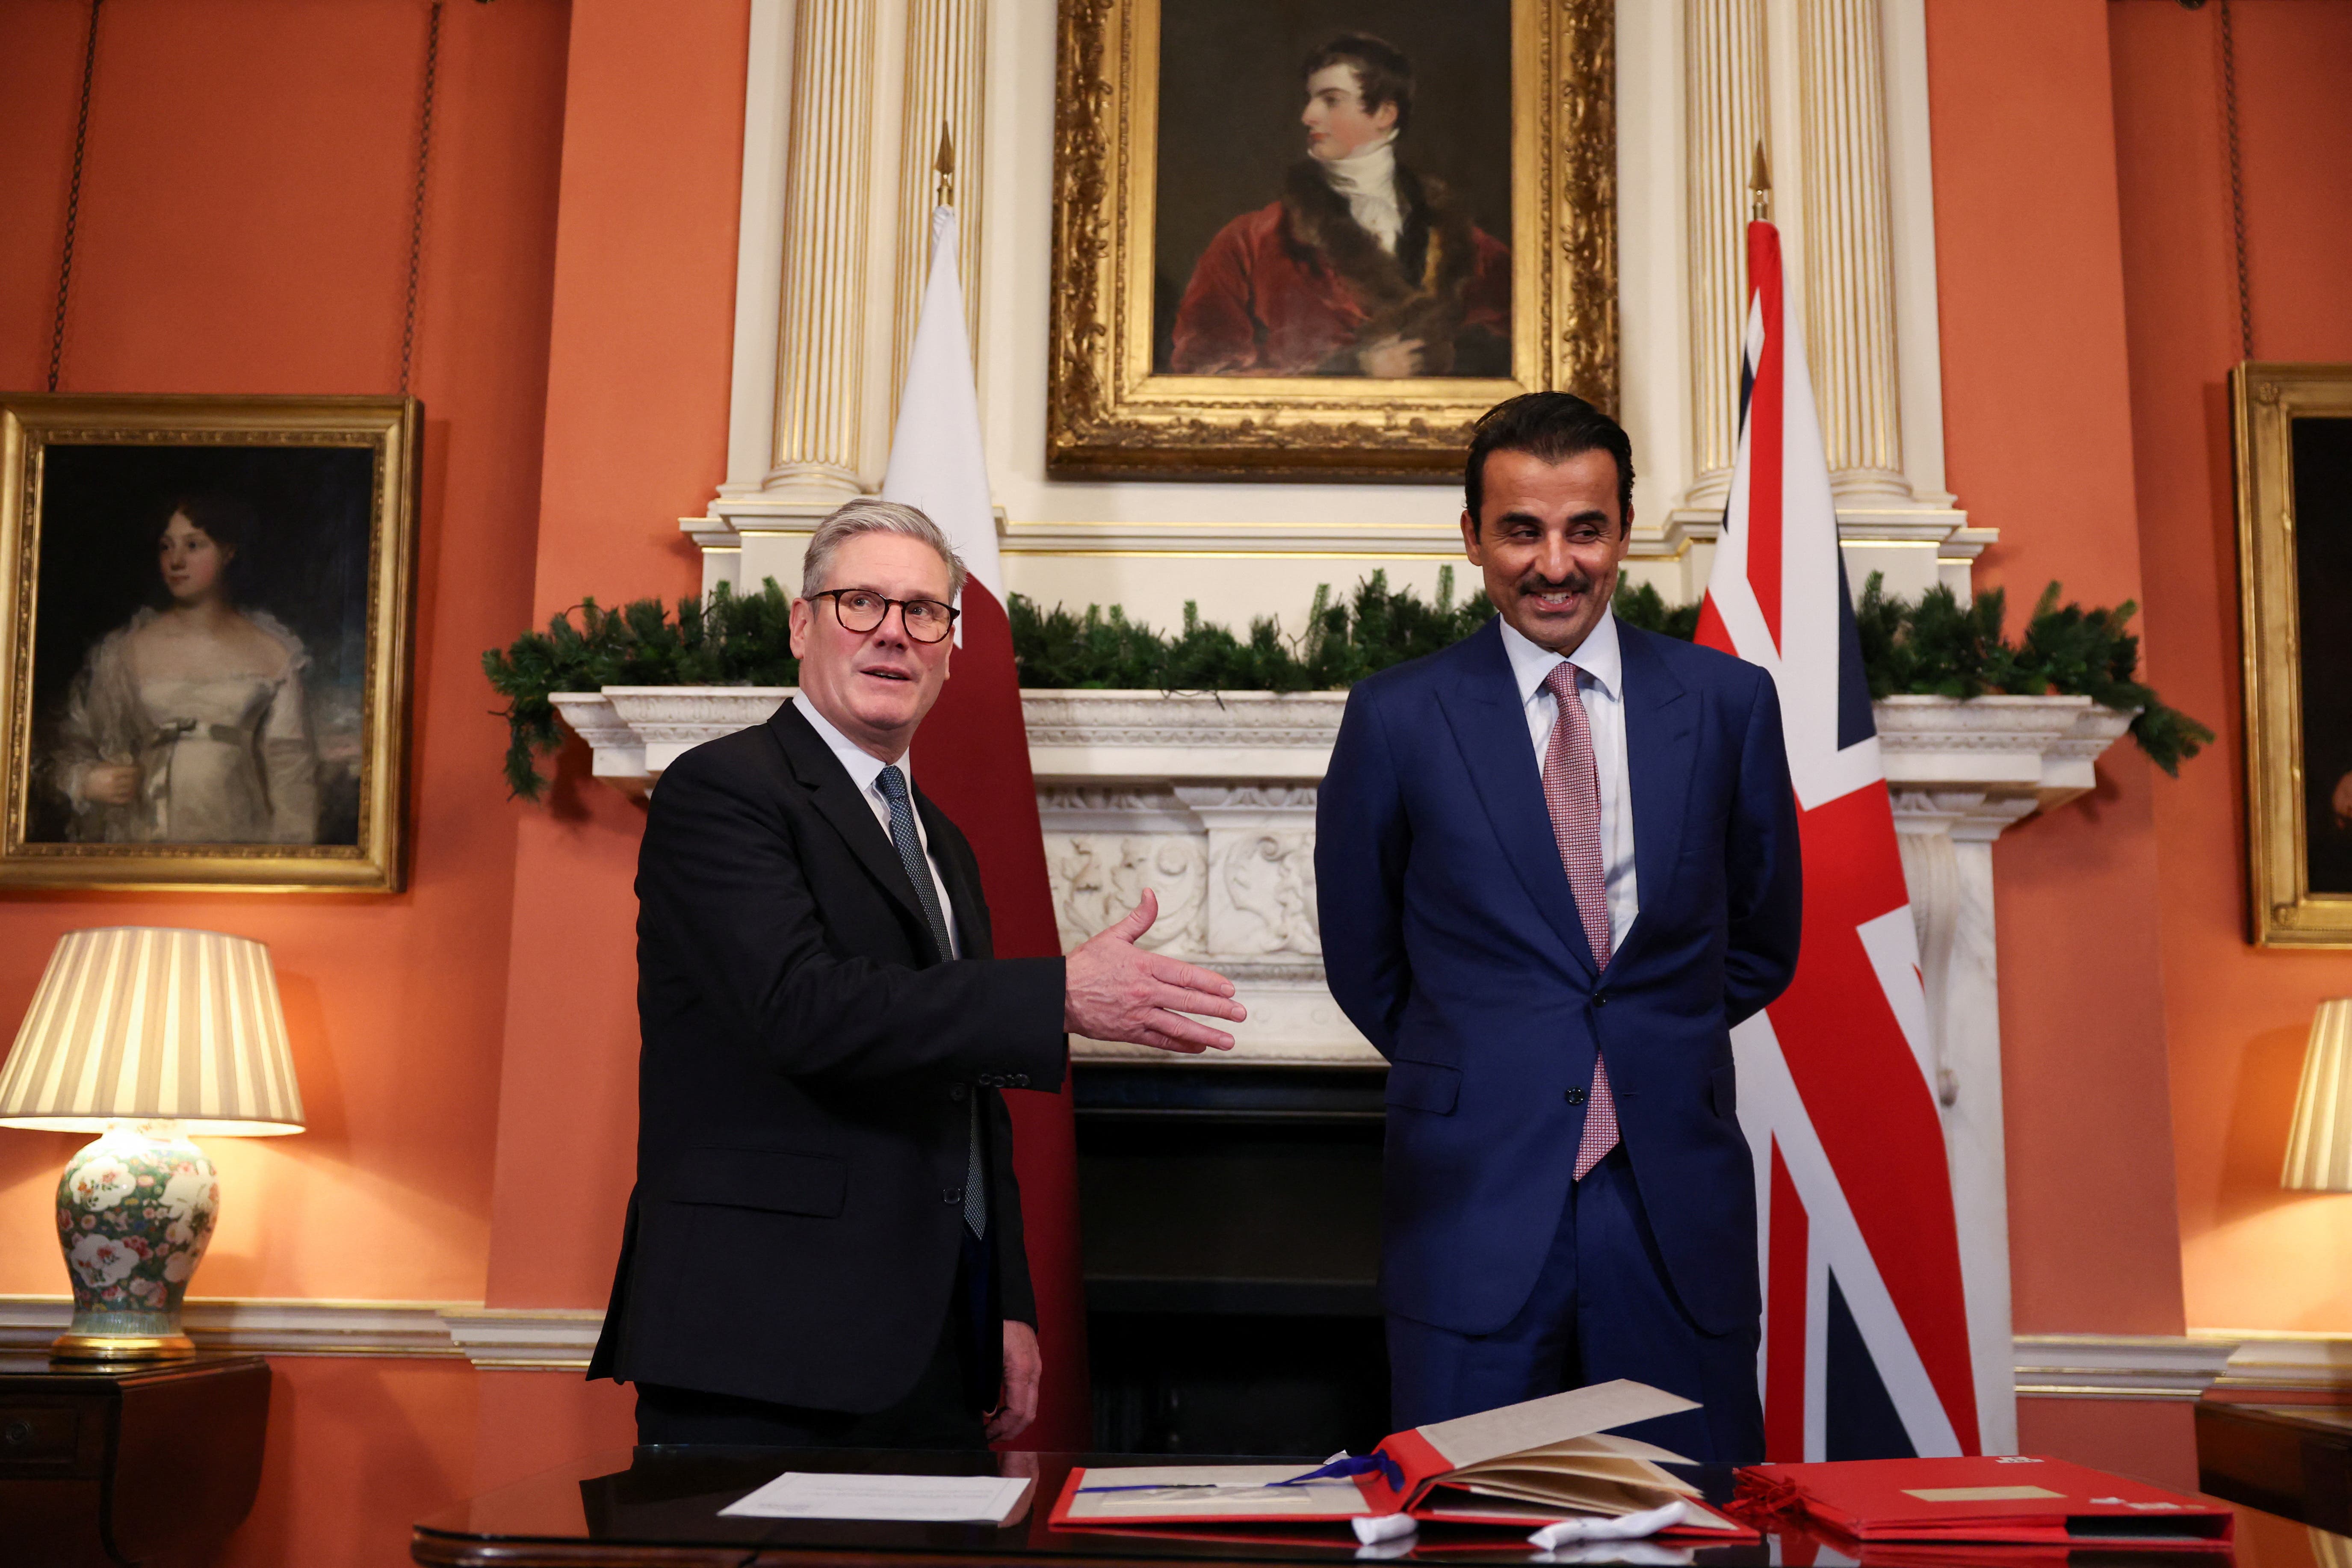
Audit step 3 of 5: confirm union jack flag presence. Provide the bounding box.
[1696,221,1986,1461]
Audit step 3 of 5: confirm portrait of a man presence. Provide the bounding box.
[1153,9,1514,380]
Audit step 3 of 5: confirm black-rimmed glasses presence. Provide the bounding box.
[809,588,959,644]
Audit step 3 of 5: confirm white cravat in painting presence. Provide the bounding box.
[1321,132,1403,254]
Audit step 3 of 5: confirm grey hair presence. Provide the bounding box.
[799,499,969,603]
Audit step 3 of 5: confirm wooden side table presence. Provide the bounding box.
[2197,1399,2352,1535]
[0,1352,270,1568]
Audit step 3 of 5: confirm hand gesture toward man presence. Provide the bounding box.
[1064,889,1246,1053]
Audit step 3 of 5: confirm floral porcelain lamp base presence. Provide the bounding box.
[50,1121,220,1362]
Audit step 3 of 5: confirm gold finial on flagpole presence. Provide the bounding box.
[1749,139,1772,222]
[934,122,955,207]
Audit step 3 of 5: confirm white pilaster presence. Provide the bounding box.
[1669,0,1988,605]
[1896,793,2031,1458]
[767,0,882,502]
[722,0,795,500]
[1679,0,1771,524]
[1799,0,1906,505]
[892,0,988,409]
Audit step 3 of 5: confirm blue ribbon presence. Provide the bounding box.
[1274,1450,1406,1492]
[1077,1448,1404,1496]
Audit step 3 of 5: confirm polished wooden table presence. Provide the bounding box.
[414,1445,2342,1568]
[0,1350,270,1568]
[2199,1400,2352,1536]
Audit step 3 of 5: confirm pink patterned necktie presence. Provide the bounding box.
[1541,663,1621,1180]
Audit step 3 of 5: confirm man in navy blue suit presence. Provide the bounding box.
[1316,392,1802,1462]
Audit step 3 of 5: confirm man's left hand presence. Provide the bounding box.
[987,1320,1041,1444]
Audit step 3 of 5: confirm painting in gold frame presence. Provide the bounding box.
[2237,364,2352,945]
[0,394,419,892]
[1048,0,1615,480]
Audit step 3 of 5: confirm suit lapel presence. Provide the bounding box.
[1613,626,1694,972]
[1436,621,1600,977]
[767,700,934,947]
[916,789,993,962]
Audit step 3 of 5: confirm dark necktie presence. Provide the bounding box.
[1540,664,1622,1180]
[877,765,987,1239]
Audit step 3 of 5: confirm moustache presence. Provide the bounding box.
[1515,573,1594,596]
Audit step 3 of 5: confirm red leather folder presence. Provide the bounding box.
[1734,1456,2233,1548]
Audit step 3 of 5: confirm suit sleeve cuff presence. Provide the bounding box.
[986,955,1070,1093]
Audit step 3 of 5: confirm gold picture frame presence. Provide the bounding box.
[2237,363,2352,944]
[0,394,420,892]
[1047,0,1616,479]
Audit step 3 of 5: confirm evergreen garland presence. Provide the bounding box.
[482,579,801,800]
[1009,567,1493,691]
[482,568,2209,799]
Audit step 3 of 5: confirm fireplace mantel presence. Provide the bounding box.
[549,686,2126,1061]
[553,686,2126,805]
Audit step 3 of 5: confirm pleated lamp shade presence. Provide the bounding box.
[2283,999,2352,1192]
[0,927,304,1136]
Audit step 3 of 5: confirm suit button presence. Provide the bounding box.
[947,1084,968,1101]
[1011,1075,1029,1088]
[1564,1087,1588,1106]
[1593,994,1609,1008]
[943,1188,964,1206]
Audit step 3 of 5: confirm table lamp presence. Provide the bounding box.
[2283,998,2352,1192]
[0,927,304,1361]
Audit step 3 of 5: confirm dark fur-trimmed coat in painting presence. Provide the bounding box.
[1168,159,1511,377]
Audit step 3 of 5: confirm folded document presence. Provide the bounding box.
[1051,1379,1752,1540]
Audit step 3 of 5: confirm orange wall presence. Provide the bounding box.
[219,1358,482,1568]
[482,0,745,1331]
[0,0,565,1304]
[1924,0,2205,1483]
[468,0,752,1497]
[0,3,575,1563]
[2110,0,2352,1332]
[1926,0,2189,1341]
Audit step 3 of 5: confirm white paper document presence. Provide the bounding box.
[720,1471,1034,1524]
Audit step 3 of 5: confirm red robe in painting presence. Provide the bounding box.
[1169,159,1511,377]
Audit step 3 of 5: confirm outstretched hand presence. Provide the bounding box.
[1064,889,1246,1054]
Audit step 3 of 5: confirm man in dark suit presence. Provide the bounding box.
[589,500,1246,1447]
[1315,393,1802,1462]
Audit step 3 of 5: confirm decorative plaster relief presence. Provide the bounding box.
[1046,833,1208,957]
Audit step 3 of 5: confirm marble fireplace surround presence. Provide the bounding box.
[553,685,2125,1078]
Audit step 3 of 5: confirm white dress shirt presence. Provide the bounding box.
[795,698,961,958]
[1498,610,1639,951]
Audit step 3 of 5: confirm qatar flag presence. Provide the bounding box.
[1697,220,1989,1462]
[881,204,1089,1450]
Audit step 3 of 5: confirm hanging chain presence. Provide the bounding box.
[48,0,104,394]
[399,1,443,398]
[2219,0,2252,361]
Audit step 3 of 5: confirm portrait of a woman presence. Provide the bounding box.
[49,493,320,845]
